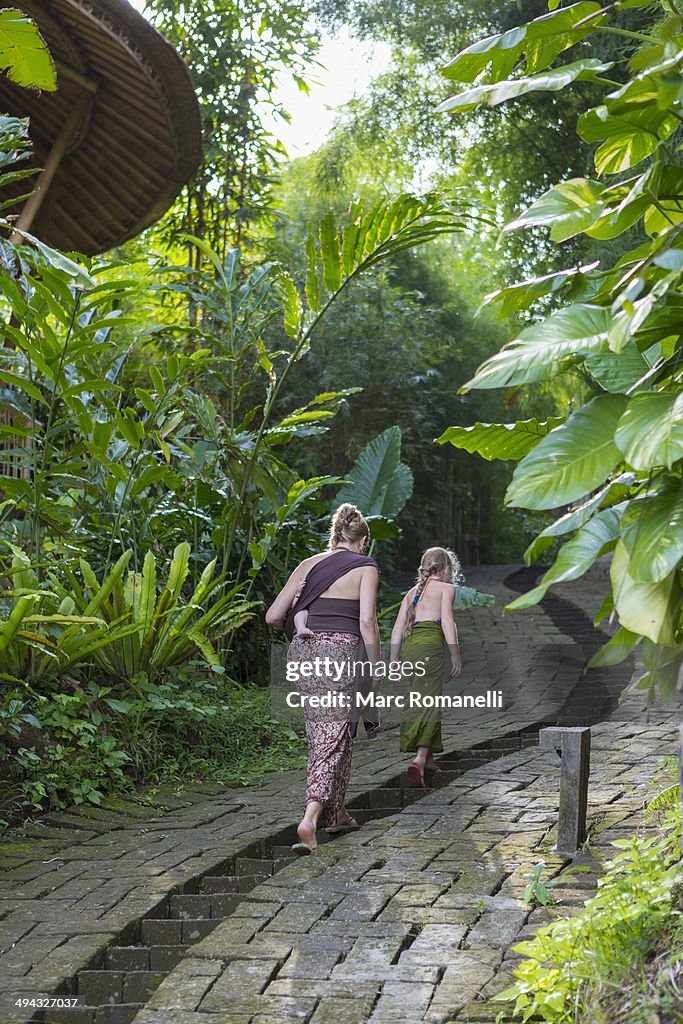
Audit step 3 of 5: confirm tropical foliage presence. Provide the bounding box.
[335,426,413,542]
[496,767,683,1022]
[0,11,485,819]
[438,0,683,700]
[0,8,55,90]
[143,0,320,253]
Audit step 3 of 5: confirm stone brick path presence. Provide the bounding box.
[0,564,678,1024]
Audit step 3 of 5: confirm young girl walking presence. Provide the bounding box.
[390,547,462,788]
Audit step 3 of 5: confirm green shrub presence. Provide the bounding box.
[496,791,683,1022]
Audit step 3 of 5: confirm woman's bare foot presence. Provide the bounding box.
[295,819,317,851]
[424,759,442,774]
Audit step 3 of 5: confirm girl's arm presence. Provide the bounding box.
[390,595,409,662]
[440,583,462,677]
[265,561,309,629]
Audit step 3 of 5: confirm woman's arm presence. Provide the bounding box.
[265,561,309,629]
[358,566,380,663]
[440,583,462,677]
[390,596,409,662]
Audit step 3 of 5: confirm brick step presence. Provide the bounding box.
[198,874,240,894]
[42,1005,144,1024]
[140,917,218,945]
[168,893,212,918]
[234,855,273,878]
[78,968,165,1004]
[105,944,188,972]
[235,872,270,892]
[269,845,299,861]
[368,787,403,808]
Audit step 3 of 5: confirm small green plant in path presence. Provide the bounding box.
[523,860,592,908]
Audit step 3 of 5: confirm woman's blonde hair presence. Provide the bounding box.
[403,546,463,641]
[329,503,369,549]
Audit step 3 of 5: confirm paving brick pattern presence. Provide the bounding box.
[0,562,678,1024]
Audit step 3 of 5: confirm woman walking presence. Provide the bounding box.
[266,504,380,853]
[390,547,462,788]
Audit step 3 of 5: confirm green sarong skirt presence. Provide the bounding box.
[399,620,445,753]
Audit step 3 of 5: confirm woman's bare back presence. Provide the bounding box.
[304,552,368,600]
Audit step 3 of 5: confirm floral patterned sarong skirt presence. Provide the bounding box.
[287,630,360,828]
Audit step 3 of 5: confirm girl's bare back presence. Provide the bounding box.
[407,578,453,622]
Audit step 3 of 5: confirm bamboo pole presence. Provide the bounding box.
[10,94,92,241]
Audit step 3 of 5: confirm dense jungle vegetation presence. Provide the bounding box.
[2,1,683,1017]
[0,0,681,874]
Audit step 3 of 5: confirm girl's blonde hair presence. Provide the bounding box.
[329,503,369,549]
[403,546,463,641]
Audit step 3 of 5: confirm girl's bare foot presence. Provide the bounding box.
[407,762,425,788]
[425,759,442,774]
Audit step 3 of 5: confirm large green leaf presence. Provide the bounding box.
[438,60,613,115]
[484,263,599,319]
[587,626,641,668]
[614,392,683,470]
[319,211,342,292]
[280,273,302,339]
[583,340,651,393]
[620,482,683,583]
[505,178,605,242]
[436,417,564,461]
[0,9,56,90]
[303,194,471,315]
[335,426,413,519]
[507,506,623,609]
[610,539,677,644]
[523,474,635,563]
[506,394,627,510]
[578,104,679,175]
[464,305,611,389]
[639,640,683,702]
[441,2,604,83]
[453,586,495,609]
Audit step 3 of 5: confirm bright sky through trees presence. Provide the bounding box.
[264,27,391,157]
[129,0,391,157]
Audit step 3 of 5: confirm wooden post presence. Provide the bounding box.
[540,726,591,855]
[10,94,91,242]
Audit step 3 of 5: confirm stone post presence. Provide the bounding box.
[539,726,591,855]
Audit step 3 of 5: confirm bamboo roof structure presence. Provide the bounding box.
[0,0,202,254]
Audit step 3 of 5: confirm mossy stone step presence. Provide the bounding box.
[168,893,212,919]
[209,894,241,918]
[105,946,150,971]
[234,856,273,877]
[149,944,188,971]
[198,875,240,894]
[140,919,182,945]
[42,1006,144,1024]
[121,971,166,1003]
